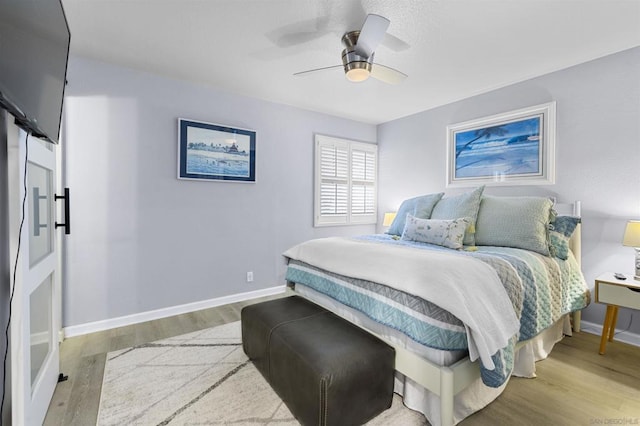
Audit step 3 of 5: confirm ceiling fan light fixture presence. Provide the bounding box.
[293,15,408,84]
[345,64,370,82]
[342,47,373,83]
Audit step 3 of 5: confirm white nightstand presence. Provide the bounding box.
[595,272,640,354]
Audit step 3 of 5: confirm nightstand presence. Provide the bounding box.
[595,272,640,354]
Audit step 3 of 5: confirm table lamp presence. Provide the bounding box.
[382,212,397,227]
[622,220,640,280]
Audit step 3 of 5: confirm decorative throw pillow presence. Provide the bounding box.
[401,215,470,250]
[549,216,581,260]
[430,186,485,246]
[387,192,444,236]
[474,195,554,256]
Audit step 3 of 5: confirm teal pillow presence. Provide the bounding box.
[549,216,581,260]
[474,195,554,255]
[430,186,484,245]
[387,192,444,236]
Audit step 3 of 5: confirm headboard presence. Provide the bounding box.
[555,201,582,267]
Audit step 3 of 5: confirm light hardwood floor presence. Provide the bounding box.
[44,297,640,425]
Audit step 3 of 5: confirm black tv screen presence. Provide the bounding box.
[0,0,70,144]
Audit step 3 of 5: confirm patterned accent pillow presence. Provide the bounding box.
[549,216,581,260]
[430,186,485,246]
[474,195,554,256]
[387,192,445,236]
[401,215,470,250]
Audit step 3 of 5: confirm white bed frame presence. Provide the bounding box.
[291,201,583,426]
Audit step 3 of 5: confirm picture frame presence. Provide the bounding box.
[178,118,256,182]
[446,102,556,187]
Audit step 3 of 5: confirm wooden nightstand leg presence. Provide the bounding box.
[599,305,615,355]
[608,306,619,342]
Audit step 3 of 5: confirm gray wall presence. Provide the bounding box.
[65,48,640,333]
[378,47,640,334]
[62,56,377,328]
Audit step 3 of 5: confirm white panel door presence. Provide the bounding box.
[8,128,62,426]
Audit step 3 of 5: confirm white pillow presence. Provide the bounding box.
[401,215,470,250]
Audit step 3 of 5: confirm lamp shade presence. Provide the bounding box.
[383,212,397,227]
[622,220,640,247]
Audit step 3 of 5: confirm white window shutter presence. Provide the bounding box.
[350,145,376,223]
[314,135,377,227]
[320,182,348,216]
[320,144,348,181]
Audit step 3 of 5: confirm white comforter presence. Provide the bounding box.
[283,237,520,369]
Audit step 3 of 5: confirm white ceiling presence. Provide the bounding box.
[61,0,640,124]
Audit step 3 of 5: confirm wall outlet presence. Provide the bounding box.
[246,271,254,282]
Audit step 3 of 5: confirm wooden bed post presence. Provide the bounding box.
[568,200,582,333]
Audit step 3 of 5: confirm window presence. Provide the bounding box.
[314,134,377,226]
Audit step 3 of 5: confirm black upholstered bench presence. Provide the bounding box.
[241,296,395,426]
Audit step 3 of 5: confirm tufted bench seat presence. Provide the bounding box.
[241,296,395,426]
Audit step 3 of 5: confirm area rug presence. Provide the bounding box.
[97,321,426,425]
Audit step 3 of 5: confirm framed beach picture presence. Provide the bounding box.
[178,118,256,182]
[446,102,556,187]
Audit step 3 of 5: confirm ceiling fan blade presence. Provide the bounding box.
[293,65,343,77]
[370,63,407,85]
[354,14,390,58]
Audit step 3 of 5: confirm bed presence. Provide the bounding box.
[283,190,590,426]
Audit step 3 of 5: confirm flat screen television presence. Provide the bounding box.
[0,0,70,144]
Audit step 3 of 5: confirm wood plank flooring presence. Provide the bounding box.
[44,297,640,425]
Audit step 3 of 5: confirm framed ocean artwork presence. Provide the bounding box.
[178,118,256,182]
[446,102,556,187]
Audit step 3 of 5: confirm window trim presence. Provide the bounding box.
[314,134,377,227]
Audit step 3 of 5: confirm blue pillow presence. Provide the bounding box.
[549,216,581,260]
[387,192,444,236]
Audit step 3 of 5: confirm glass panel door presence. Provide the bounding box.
[30,275,52,389]
[8,126,61,426]
[28,162,53,266]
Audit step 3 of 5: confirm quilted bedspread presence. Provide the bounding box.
[284,234,590,388]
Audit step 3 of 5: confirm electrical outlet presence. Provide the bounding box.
[246,271,254,282]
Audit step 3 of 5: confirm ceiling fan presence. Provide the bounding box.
[293,14,408,84]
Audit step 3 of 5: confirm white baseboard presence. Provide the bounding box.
[63,285,287,338]
[579,320,640,347]
[62,292,640,347]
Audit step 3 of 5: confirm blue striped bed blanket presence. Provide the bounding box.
[284,234,590,388]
